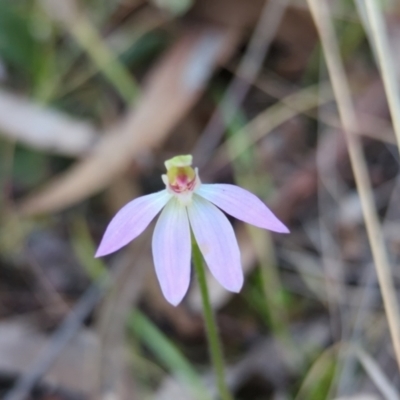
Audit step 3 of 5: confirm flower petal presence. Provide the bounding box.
[152,198,191,306]
[187,195,243,292]
[95,190,171,257]
[196,184,289,233]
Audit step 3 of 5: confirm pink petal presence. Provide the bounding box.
[95,190,171,257]
[152,198,191,306]
[196,184,289,233]
[187,195,243,292]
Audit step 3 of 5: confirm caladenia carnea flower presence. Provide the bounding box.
[95,155,289,306]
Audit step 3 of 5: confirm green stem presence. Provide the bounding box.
[192,240,233,400]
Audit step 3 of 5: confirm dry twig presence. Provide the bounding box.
[362,0,400,152]
[306,0,400,372]
[18,24,239,215]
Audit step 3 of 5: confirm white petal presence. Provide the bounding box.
[152,198,191,306]
[196,184,289,233]
[96,190,171,257]
[187,195,243,292]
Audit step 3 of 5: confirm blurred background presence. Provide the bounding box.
[0,0,400,399]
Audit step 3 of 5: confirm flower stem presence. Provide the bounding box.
[192,240,233,400]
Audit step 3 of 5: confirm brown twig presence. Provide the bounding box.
[18,23,239,216]
[306,0,400,372]
[362,0,400,152]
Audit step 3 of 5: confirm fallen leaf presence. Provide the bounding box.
[19,24,239,215]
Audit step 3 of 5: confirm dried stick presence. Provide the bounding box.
[306,0,400,371]
[363,0,400,151]
[19,24,239,216]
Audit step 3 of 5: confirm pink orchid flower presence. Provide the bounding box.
[96,155,289,305]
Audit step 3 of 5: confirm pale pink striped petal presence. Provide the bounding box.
[188,195,243,292]
[95,190,171,257]
[196,184,289,233]
[152,198,191,306]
